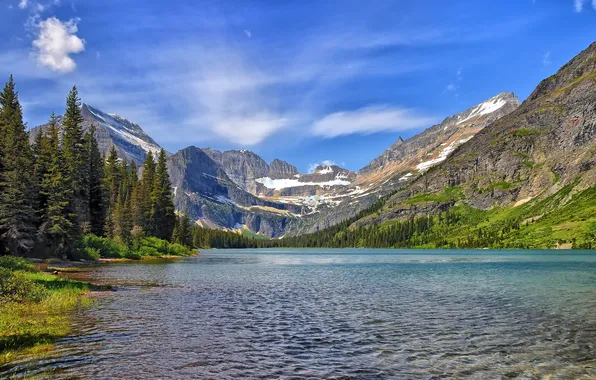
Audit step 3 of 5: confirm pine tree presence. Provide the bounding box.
[38,114,75,257]
[173,213,192,246]
[61,86,86,227]
[139,151,156,233]
[151,149,175,240]
[102,146,120,238]
[0,76,37,255]
[83,126,105,236]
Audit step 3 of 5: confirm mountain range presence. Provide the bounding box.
[30,42,596,246]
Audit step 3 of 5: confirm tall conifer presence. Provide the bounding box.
[83,126,105,235]
[61,86,86,226]
[38,114,74,257]
[151,149,175,240]
[0,76,37,255]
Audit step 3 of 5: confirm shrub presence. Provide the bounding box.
[124,250,142,260]
[0,268,48,303]
[82,235,128,258]
[0,256,35,271]
[138,246,160,257]
[141,236,170,254]
[82,247,101,261]
[166,243,193,256]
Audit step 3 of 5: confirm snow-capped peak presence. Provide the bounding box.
[457,93,514,125]
[83,104,162,159]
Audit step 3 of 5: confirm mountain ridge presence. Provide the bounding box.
[30,103,162,164]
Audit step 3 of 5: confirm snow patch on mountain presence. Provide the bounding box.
[86,105,161,156]
[317,166,333,174]
[256,177,351,190]
[399,172,413,181]
[458,96,508,124]
[416,136,474,172]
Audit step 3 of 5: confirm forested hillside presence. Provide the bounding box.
[0,76,194,260]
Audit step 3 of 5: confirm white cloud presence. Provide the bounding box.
[15,12,441,148]
[308,160,336,173]
[542,51,551,66]
[445,68,463,92]
[210,113,289,146]
[18,0,28,9]
[593,0,596,9]
[32,17,85,73]
[312,106,436,138]
[244,29,252,38]
[575,0,584,11]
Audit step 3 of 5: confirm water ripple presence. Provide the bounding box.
[2,249,596,379]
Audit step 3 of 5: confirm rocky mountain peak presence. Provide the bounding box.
[268,159,299,179]
[30,103,161,164]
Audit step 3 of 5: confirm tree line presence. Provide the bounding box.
[0,76,179,259]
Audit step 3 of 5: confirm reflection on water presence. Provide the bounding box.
[2,249,596,379]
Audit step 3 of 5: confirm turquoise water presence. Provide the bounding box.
[2,249,596,379]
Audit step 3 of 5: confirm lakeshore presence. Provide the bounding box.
[0,253,198,367]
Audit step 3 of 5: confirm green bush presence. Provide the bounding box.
[166,243,193,256]
[138,246,160,257]
[0,268,48,303]
[0,256,35,271]
[82,247,101,261]
[82,235,128,258]
[141,236,170,254]
[124,250,142,260]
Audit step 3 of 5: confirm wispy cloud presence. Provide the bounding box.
[32,17,85,73]
[542,51,551,66]
[5,0,539,149]
[311,106,436,138]
[445,68,463,93]
[573,0,596,12]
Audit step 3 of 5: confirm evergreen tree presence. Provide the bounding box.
[102,146,120,238]
[33,126,50,225]
[0,76,37,255]
[151,149,175,240]
[173,213,192,246]
[61,86,86,227]
[83,126,105,236]
[38,115,75,257]
[139,151,156,233]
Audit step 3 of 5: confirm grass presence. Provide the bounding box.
[411,183,595,249]
[0,256,103,366]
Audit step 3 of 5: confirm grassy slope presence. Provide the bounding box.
[400,184,596,249]
[0,259,101,366]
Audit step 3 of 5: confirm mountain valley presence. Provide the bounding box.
[30,43,596,246]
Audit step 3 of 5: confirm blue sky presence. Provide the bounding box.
[0,0,594,173]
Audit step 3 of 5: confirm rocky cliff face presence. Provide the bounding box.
[268,159,299,179]
[202,149,270,194]
[358,42,596,225]
[359,92,519,181]
[286,92,520,235]
[30,104,161,164]
[167,146,304,237]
